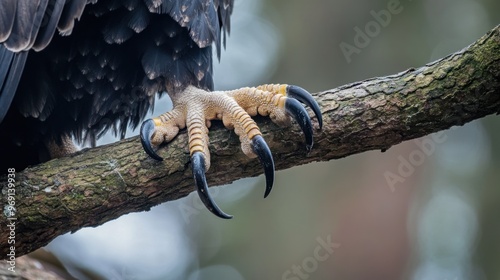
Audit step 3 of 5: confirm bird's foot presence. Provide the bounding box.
[140,84,322,218]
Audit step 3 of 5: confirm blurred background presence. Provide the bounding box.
[36,0,500,279]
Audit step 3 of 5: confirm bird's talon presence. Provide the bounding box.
[286,85,323,130]
[192,152,233,219]
[140,119,163,161]
[251,135,275,198]
[285,98,314,151]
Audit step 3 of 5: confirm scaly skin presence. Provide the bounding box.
[140,84,322,218]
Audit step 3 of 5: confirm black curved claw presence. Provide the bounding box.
[140,119,163,161]
[285,98,314,152]
[251,135,275,198]
[192,152,233,219]
[286,85,323,129]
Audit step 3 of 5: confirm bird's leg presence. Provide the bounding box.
[45,135,78,159]
[140,85,322,218]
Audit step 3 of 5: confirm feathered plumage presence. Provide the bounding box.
[0,0,233,171]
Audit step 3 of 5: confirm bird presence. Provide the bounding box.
[0,0,322,218]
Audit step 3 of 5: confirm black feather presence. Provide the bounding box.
[25,0,50,50]
[5,0,48,51]
[57,0,87,34]
[33,0,67,51]
[123,0,140,11]
[127,4,150,33]
[0,46,28,123]
[0,1,17,42]
[103,14,134,44]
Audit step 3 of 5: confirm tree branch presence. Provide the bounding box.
[2,25,499,257]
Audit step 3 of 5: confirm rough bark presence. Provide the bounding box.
[1,25,499,258]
